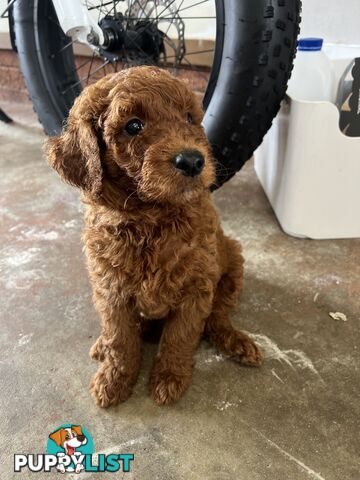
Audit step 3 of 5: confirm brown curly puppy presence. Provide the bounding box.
[45,66,263,407]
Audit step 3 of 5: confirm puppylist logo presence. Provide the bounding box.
[14,424,134,474]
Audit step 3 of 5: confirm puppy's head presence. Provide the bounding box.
[45,66,215,206]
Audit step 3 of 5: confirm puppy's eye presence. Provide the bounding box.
[124,118,144,136]
[187,113,193,124]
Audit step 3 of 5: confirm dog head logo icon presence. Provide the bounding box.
[49,425,87,456]
[48,424,92,473]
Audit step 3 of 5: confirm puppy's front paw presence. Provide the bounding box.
[150,370,191,406]
[232,333,264,367]
[90,364,134,408]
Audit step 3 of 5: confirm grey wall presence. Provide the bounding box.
[300,0,360,44]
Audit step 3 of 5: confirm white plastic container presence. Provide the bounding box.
[287,38,336,102]
[255,45,360,240]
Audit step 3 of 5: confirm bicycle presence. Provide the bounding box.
[4,0,301,188]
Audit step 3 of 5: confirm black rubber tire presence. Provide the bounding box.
[204,0,301,188]
[13,0,81,135]
[13,0,301,186]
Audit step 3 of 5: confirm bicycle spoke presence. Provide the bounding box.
[166,49,214,61]
[134,0,149,19]
[125,0,131,29]
[86,52,97,84]
[87,0,122,14]
[62,58,110,94]
[164,0,184,36]
[166,41,210,74]
[50,40,76,58]
[153,0,177,24]
[109,0,123,16]
[53,0,216,96]
[162,0,210,16]
[115,15,215,20]
[182,57,210,83]
[163,36,177,61]
[76,56,97,72]
[124,0,176,47]
[154,0,159,23]
[86,0,109,16]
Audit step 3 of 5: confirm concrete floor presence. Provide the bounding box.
[0,102,359,480]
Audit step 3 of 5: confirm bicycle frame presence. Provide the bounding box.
[51,0,104,46]
[0,0,104,45]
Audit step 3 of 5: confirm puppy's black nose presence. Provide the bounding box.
[172,150,205,177]
[77,435,85,442]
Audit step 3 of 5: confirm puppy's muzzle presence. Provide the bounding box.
[172,149,205,177]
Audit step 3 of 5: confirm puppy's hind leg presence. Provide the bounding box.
[205,237,263,366]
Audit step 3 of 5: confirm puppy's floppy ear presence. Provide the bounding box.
[44,77,113,198]
[49,428,66,447]
[45,119,102,197]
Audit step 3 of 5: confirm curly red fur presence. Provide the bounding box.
[45,66,263,407]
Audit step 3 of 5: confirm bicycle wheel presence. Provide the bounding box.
[12,0,301,187]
